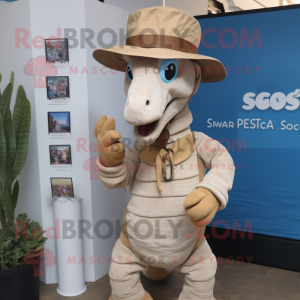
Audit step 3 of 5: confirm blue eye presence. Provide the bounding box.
[160,59,178,83]
[126,62,133,82]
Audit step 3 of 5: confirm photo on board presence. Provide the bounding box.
[46,76,70,100]
[49,145,72,165]
[45,38,69,64]
[48,112,71,134]
[50,178,74,198]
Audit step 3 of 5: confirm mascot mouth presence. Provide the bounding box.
[138,99,175,137]
[139,120,158,137]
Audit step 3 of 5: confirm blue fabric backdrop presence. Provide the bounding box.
[191,7,300,240]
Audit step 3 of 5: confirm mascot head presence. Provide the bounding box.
[93,6,225,146]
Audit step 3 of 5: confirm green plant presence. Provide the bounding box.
[0,73,46,271]
[0,72,31,234]
[0,214,47,270]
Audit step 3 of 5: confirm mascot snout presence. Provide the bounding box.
[124,74,165,128]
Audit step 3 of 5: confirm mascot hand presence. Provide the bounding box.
[94,115,125,167]
[184,188,220,227]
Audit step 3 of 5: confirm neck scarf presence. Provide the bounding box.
[139,134,195,192]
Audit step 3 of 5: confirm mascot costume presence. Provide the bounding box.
[93,6,235,300]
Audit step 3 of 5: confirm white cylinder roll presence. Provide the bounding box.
[53,197,86,296]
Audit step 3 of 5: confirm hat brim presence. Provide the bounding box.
[93,46,226,83]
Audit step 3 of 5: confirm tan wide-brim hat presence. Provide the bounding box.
[93,6,226,83]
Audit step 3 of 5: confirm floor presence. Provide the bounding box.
[40,260,300,300]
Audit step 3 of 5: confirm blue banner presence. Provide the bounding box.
[192,7,300,240]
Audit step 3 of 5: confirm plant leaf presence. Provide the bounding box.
[0,115,7,190]
[0,188,6,231]
[0,73,2,83]
[0,181,4,209]
[3,175,12,230]
[0,83,12,120]
[10,72,14,93]
[11,99,31,181]
[11,180,19,211]
[4,112,16,176]
[13,86,27,142]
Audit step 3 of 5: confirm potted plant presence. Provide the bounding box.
[0,72,47,300]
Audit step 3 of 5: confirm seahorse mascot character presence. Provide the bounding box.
[93,6,235,300]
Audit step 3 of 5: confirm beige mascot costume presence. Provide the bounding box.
[93,6,235,300]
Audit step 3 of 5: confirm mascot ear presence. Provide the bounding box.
[191,61,201,96]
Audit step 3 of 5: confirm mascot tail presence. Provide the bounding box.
[142,266,173,281]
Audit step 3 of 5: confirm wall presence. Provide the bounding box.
[84,0,131,280]
[0,0,43,242]
[104,0,162,14]
[218,0,281,12]
[217,0,262,11]
[105,0,208,15]
[257,0,281,7]
[165,0,208,15]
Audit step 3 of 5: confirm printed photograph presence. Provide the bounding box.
[48,112,71,134]
[50,178,74,198]
[45,38,69,64]
[46,76,69,99]
[49,145,71,165]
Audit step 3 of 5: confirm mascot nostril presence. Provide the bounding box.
[93,6,234,300]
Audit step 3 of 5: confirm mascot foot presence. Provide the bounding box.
[109,291,153,300]
[142,265,172,281]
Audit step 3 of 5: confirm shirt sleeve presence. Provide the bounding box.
[193,131,235,210]
[97,143,140,190]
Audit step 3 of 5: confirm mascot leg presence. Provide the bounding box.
[109,239,153,300]
[177,240,217,300]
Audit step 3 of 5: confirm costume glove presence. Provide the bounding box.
[184,188,220,227]
[94,115,125,167]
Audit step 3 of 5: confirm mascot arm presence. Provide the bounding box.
[184,131,235,227]
[96,145,139,190]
